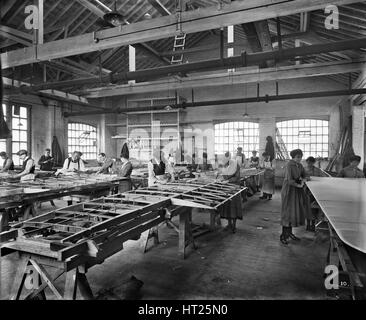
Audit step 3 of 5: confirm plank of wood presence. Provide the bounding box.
[29,259,64,299]
[9,255,30,300]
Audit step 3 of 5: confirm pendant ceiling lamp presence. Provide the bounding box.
[103,1,124,27]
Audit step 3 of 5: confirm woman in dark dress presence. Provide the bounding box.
[280,149,311,245]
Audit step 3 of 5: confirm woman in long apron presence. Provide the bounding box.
[259,152,275,200]
[280,149,311,245]
[217,155,243,233]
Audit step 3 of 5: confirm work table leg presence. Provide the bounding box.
[179,209,196,259]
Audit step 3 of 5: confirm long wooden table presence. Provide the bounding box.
[306,177,366,299]
[307,177,366,253]
[0,181,246,300]
[0,174,130,232]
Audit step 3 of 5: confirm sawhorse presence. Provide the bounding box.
[325,224,365,300]
[6,252,94,300]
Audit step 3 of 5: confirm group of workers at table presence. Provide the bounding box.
[1,145,365,238]
[0,148,133,180]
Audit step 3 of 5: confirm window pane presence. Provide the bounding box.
[276,119,329,159]
[68,123,98,160]
[214,121,259,158]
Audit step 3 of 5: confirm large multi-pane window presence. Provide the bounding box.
[0,103,30,166]
[0,104,7,154]
[214,122,259,158]
[68,123,97,160]
[11,105,29,165]
[276,119,329,159]
[0,104,7,169]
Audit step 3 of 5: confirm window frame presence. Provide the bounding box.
[67,122,98,160]
[276,118,329,159]
[214,121,259,158]
[1,101,31,166]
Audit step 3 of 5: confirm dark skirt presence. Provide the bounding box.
[261,169,275,195]
[218,194,243,220]
[280,183,310,227]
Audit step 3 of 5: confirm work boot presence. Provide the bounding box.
[288,226,300,241]
[310,220,316,232]
[280,226,289,245]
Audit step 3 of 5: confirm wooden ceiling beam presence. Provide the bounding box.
[77,0,171,66]
[44,0,61,21]
[0,31,32,47]
[80,58,366,97]
[0,0,18,19]
[0,38,17,50]
[147,0,171,16]
[76,0,106,17]
[2,0,363,69]
[1,0,24,22]
[0,25,33,41]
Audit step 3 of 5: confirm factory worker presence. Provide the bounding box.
[38,148,54,171]
[120,147,133,178]
[280,149,311,245]
[62,151,85,172]
[14,150,36,181]
[217,153,240,184]
[337,155,365,178]
[148,150,174,187]
[235,147,246,168]
[96,152,114,174]
[259,152,275,200]
[0,151,14,172]
[216,153,243,233]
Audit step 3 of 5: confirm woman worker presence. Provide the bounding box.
[259,152,275,200]
[249,150,260,192]
[216,154,242,233]
[280,149,311,245]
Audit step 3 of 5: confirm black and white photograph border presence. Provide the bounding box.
[1,0,366,310]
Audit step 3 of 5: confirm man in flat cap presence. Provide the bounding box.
[14,149,36,181]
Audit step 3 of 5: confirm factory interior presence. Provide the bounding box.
[0,0,366,303]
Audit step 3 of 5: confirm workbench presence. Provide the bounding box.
[306,177,366,299]
[0,174,130,232]
[0,181,246,300]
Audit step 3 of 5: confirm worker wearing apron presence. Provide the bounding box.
[14,150,35,181]
[280,149,311,245]
[259,152,275,200]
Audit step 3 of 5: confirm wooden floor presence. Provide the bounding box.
[0,190,331,300]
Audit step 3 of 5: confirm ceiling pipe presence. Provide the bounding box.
[63,88,366,117]
[21,37,366,93]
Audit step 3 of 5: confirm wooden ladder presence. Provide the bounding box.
[171,33,186,64]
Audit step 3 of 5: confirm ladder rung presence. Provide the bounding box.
[174,40,185,45]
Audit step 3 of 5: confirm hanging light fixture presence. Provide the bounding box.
[164,105,172,111]
[242,106,249,119]
[242,83,249,118]
[144,12,152,20]
[103,1,124,27]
